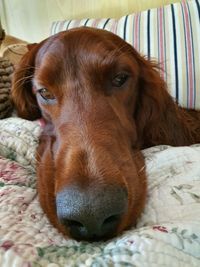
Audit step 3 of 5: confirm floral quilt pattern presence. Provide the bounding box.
[0,118,200,266]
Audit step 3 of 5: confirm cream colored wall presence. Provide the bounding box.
[0,0,181,42]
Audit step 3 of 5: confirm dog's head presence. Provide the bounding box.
[11,27,169,241]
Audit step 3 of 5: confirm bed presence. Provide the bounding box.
[0,0,200,266]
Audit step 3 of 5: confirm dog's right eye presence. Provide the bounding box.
[112,73,129,88]
[38,88,55,101]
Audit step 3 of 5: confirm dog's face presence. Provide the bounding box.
[12,27,148,241]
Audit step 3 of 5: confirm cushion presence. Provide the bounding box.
[50,0,200,110]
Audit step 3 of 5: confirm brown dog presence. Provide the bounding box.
[11,27,200,241]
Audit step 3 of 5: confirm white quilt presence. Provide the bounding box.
[0,117,200,267]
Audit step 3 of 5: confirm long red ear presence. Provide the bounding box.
[11,44,41,120]
[133,53,188,148]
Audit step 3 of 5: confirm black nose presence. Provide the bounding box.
[56,185,128,241]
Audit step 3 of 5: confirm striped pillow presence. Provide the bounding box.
[50,0,200,109]
[51,18,118,35]
[117,0,200,109]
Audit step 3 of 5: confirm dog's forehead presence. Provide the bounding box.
[37,28,129,67]
[34,28,136,88]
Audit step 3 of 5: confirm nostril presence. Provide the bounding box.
[64,220,83,228]
[61,219,88,240]
[103,214,120,225]
[100,214,121,236]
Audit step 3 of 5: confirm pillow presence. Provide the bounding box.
[116,0,200,110]
[51,17,118,34]
[50,0,200,110]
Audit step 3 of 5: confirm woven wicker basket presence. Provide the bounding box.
[0,58,14,118]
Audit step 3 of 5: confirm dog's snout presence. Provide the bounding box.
[56,185,128,240]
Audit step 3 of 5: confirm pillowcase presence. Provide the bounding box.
[51,17,118,34]
[50,0,200,110]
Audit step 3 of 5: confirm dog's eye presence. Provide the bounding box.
[112,73,129,87]
[38,88,55,101]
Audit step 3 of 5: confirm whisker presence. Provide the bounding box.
[15,65,40,72]
[13,74,34,88]
[138,165,145,173]
[12,65,40,89]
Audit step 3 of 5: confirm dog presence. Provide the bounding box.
[11,27,200,241]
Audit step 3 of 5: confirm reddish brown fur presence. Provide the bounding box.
[11,27,200,240]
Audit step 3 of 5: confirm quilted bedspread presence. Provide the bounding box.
[0,117,200,267]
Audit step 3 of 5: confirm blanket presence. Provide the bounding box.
[0,117,200,266]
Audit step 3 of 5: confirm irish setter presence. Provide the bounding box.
[11,27,200,241]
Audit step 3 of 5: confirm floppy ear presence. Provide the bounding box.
[11,43,41,120]
[133,53,185,148]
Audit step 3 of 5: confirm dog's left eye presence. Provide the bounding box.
[38,88,55,101]
[112,73,129,87]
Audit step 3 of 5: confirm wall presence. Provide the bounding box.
[0,0,181,42]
